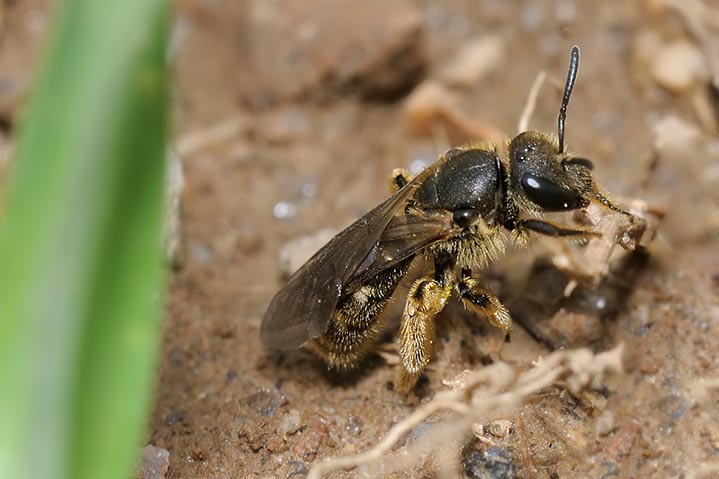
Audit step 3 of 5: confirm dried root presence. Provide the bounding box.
[307,345,624,479]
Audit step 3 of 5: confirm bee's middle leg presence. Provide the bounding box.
[457,269,512,334]
[389,168,410,192]
[397,276,453,392]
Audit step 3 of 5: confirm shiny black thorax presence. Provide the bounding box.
[415,148,503,220]
[414,146,519,235]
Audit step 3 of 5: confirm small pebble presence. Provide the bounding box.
[650,40,709,93]
[464,446,518,479]
[280,409,303,436]
[291,420,329,461]
[244,389,288,416]
[165,410,184,426]
[136,445,170,479]
[595,411,615,436]
[488,420,513,439]
[345,414,362,436]
[287,460,308,479]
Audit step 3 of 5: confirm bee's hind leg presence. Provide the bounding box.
[457,269,513,335]
[396,276,453,392]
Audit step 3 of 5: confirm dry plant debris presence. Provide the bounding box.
[548,204,652,288]
[308,345,624,479]
[404,80,505,146]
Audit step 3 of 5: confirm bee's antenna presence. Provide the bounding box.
[558,45,580,153]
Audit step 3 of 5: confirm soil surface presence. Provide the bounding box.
[2,1,719,478]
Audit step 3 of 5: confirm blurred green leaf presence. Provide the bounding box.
[0,2,169,479]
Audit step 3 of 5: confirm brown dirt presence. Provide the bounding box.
[2,1,719,478]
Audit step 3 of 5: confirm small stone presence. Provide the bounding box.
[287,460,308,479]
[280,409,303,437]
[244,389,288,416]
[595,411,615,437]
[464,446,518,479]
[165,410,184,426]
[344,414,362,436]
[488,420,513,439]
[291,420,329,461]
[136,445,170,479]
[650,40,709,93]
[548,309,604,346]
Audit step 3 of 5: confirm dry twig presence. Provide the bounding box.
[308,345,624,479]
[517,70,547,133]
[176,115,251,157]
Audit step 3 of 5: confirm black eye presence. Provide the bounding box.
[520,173,581,211]
[564,157,594,170]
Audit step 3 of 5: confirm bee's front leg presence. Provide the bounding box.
[397,276,452,392]
[456,269,512,334]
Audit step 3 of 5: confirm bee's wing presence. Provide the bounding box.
[345,207,458,291]
[260,181,421,350]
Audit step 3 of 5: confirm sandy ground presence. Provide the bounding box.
[2,1,719,478]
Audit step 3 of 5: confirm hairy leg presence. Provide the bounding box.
[396,276,452,392]
[457,272,512,334]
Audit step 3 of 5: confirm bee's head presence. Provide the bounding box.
[507,45,599,214]
[507,131,594,213]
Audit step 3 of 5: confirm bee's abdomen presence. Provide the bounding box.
[308,259,412,369]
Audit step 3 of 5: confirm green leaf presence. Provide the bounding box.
[0,2,169,479]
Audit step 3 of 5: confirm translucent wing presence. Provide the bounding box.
[345,207,458,291]
[260,157,459,350]
[260,182,420,350]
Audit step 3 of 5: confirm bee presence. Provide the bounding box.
[261,46,632,392]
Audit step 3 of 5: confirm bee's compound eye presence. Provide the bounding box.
[452,208,478,228]
[520,173,581,211]
[564,157,594,170]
